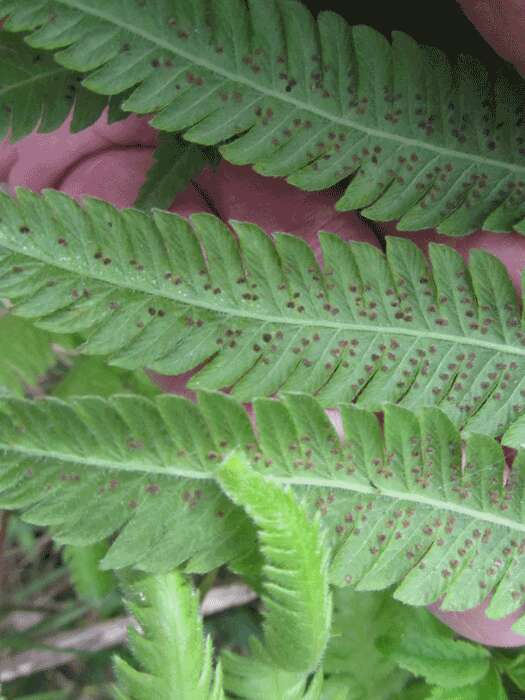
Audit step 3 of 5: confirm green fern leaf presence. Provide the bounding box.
[1,0,524,234]
[3,391,525,631]
[0,391,258,573]
[317,679,353,700]
[113,570,225,700]
[221,638,317,700]
[324,588,410,699]
[1,189,525,436]
[377,624,490,689]
[55,353,151,617]
[0,312,56,395]
[427,667,507,700]
[218,452,332,673]
[134,133,213,212]
[0,30,112,141]
[497,653,525,691]
[392,685,433,700]
[63,541,117,604]
[53,355,160,399]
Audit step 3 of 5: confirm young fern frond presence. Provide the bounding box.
[2,391,525,631]
[218,452,332,673]
[1,0,524,235]
[113,570,225,700]
[0,31,111,141]
[1,189,525,436]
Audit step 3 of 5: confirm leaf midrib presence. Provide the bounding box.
[4,441,525,533]
[57,0,525,176]
[4,240,525,360]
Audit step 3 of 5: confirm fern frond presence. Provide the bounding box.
[427,667,507,700]
[218,452,332,673]
[63,541,116,604]
[221,638,316,700]
[53,356,160,400]
[134,133,213,212]
[324,588,410,699]
[113,570,225,700]
[378,637,490,691]
[0,30,111,141]
[1,0,524,234]
[0,391,258,573]
[2,189,525,436]
[248,587,418,699]
[316,679,352,700]
[3,391,525,631]
[0,313,56,395]
[502,415,525,453]
[394,685,433,700]
[377,613,491,689]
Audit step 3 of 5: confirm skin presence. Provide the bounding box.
[1,0,525,646]
[457,0,525,76]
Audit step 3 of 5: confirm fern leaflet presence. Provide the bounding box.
[377,611,491,689]
[427,667,507,700]
[0,312,56,395]
[134,133,214,212]
[324,588,410,698]
[218,452,332,673]
[113,570,225,700]
[52,356,160,400]
[63,541,117,605]
[2,392,525,631]
[1,0,524,234]
[1,189,525,436]
[222,640,324,700]
[0,30,112,141]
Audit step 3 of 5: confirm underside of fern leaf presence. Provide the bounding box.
[1,0,524,234]
[0,30,111,141]
[2,189,525,436]
[3,391,525,632]
[114,571,225,700]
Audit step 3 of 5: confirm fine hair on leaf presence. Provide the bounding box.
[218,451,332,674]
[113,570,225,700]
